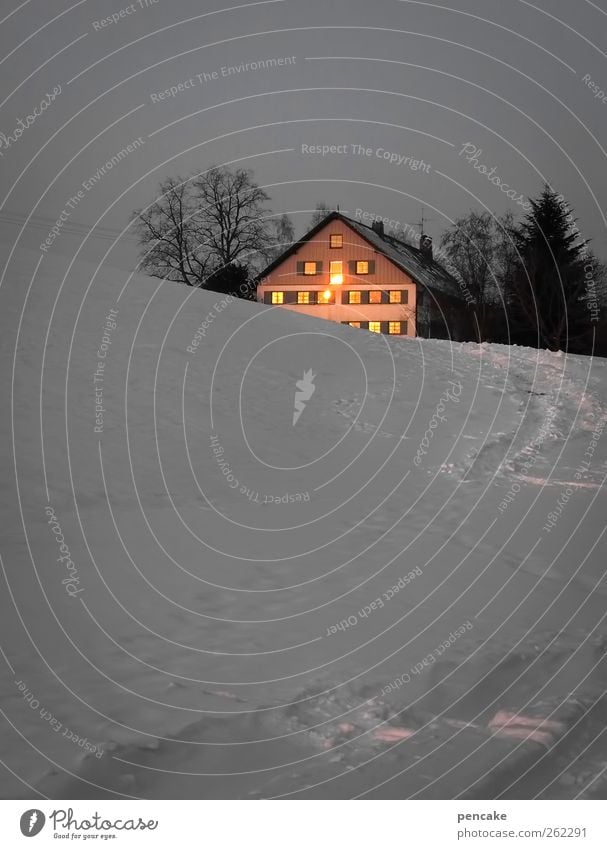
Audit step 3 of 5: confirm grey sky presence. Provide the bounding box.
[1,0,606,270]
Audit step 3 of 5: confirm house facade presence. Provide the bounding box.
[256,212,470,339]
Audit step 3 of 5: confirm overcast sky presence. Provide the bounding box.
[1,0,606,270]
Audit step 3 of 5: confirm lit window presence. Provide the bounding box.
[389,290,402,303]
[348,291,361,304]
[320,289,335,303]
[356,260,369,274]
[304,261,317,275]
[297,291,310,304]
[348,321,361,328]
[271,292,284,304]
[330,260,343,284]
[369,290,382,304]
[330,234,343,248]
[368,321,381,333]
[388,321,402,334]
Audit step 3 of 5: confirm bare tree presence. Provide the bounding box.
[440,211,500,340]
[134,166,277,288]
[267,213,295,260]
[133,176,209,286]
[308,202,332,228]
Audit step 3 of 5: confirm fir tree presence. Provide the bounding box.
[507,185,588,350]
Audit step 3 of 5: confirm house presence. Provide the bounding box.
[256,212,472,339]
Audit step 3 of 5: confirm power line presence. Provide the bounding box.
[0,209,139,242]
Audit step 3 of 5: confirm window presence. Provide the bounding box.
[348,321,361,328]
[304,261,318,275]
[368,321,381,333]
[369,290,382,304]
[297,291,310,304]
[330,234,343,248]
[330,260,343,284]
[348,291,361,304]
[389,290,401,303]
[356,260,369,274]
[388,321,402,334]
[318,289,335,304]
[271,292,284,304]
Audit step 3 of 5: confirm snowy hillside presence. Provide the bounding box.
[1,250,606,799]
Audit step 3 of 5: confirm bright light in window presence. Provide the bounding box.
[322,289,332,300]
[330,260,343,285]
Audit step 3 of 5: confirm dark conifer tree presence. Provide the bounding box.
[507,185,588,350]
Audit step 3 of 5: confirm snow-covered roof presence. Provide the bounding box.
[343,215,462,300]
[259,212,463,300]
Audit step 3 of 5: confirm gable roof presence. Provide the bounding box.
[258,212,463,299]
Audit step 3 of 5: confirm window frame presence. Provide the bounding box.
[348,290,362,304]
[329,260,343,285]
[368,289,382,304]
[329,234,343,248]
[271,291,284,304]
[303,261,318,275]
[355,260,369,275]
[368,321,381,333]
[388,321,402,334]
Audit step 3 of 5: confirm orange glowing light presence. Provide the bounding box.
[330,260,343,284]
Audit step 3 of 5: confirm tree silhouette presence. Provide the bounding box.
[507,186,590,350]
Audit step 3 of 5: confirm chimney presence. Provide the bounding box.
[419,234,433,259]
[371,220,384,237]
